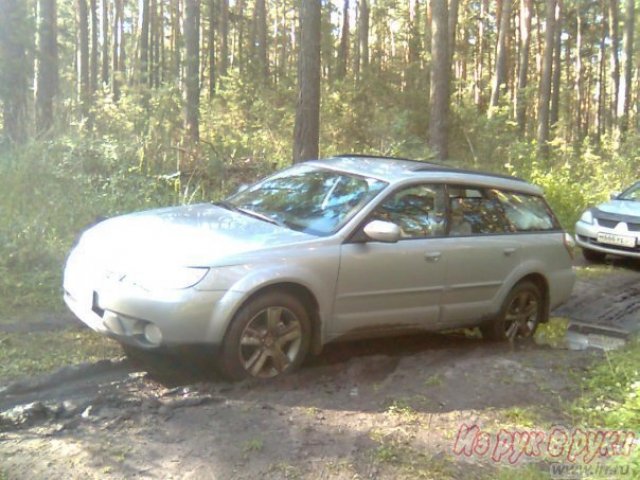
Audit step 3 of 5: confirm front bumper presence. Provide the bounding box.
[575,220,640,259]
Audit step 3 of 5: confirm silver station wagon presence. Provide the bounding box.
[63,155,575,379]
[575,181,640,261]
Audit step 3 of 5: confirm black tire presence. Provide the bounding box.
[481,281,543,342]
[219,291,311,380]
[582,247,606,263]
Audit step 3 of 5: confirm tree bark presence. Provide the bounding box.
[618,0,634,131]
[428,0,450,160]
[490,0,512,110]
[112,0,124,100]
[90,0,98,92]
[336,0,349,80]
[140,0,150,85]
[293,0,321,163]
[448,0,459,68]
[255,0,268,80]
[77,0,91,121]
[359,0,369,72]
[36,0,58,135]
[516,0,532,135]
[184,0,200,142]
[0,0,30,144]
[537,0,555,158]
[208,0,215,97]
[550,0,562,126]
[608,0,620,124]
[220,0,229,77]
[101,0,109,86]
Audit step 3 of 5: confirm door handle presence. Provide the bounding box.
[424,252,442,262]
[503,247,517,256]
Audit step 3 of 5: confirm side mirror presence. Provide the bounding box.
[610,191,621,200]
[363,220,401,243]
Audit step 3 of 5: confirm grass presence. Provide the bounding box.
[0,329,121,383]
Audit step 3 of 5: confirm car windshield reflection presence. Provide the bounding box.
[226,164,388,236]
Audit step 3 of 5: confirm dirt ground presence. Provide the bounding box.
[1,258,639,480]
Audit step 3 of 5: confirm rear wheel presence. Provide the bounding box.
[582,247,606,263]
[220,291,311,380]
[481,281,543,341]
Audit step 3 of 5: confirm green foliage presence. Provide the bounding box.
[570,339,640,474]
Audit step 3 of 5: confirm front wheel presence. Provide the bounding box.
[481,281,543,341]
[219,291,311,380]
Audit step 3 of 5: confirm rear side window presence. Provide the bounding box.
[448,187,512,235]
[492,190,558,232]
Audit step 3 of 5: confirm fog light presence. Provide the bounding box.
[144,323,163,346]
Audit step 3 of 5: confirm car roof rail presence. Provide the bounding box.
[332,153,527,183]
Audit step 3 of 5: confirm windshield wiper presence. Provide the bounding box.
[214,201,285,227]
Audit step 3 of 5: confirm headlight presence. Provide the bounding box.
[124,267,209,290]
[579,210,594,224]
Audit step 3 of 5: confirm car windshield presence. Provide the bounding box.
[226,164,388,236]
[618,182,640,201]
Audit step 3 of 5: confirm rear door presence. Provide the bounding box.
[441,186,520,326]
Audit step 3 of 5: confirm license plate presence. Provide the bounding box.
[597,232,636,248]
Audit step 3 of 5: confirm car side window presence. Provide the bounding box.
[492,189,558,231]
[371,184,447,239]
[448,187,513,236]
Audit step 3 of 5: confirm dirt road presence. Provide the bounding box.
[1,259,639,479]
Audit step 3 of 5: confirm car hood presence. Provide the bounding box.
[77,203,317,267]
[595,200,640,218]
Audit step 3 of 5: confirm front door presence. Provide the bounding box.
[331,183,448,338]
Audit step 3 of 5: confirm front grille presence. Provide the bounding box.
[596,218,618,228]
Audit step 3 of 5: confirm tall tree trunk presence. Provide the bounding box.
[428,0,450,160]
[448,0,459,68]
[575,6,584,139]
[220,0,229,77]
[550,0,562,126]
[236,0,246,70]
[112,0,120,99]
[406,0,421,90]
[596,7,607,139]
[293,0,321,163]
[608,0,620,125]
[255,0,268,80]
[208,0,215,98]
[36,0,58,135]
[474,0,488,108]
[90,0,98,92]
[336,0,349,80]
[490,0,512,110]
[101,0,109,85]
[184,0,200,143]
[140,0,150,85]
[537,0,556,158]
[77,0,91,121]
[516,0,532,135]
[0,0,30,144]
[618,0,634,132]
[359,0,369,72]
[171,0,181,83]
